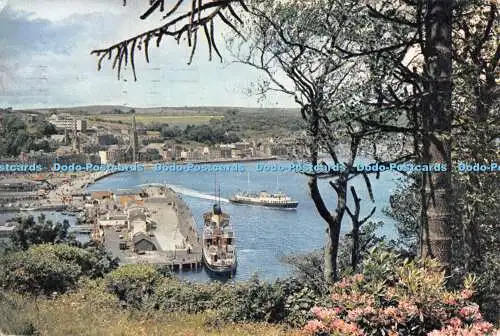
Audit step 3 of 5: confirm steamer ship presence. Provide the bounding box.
[229,191,298,209]
[202,204,237,275]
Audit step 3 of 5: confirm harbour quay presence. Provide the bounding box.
[95,186,202,271]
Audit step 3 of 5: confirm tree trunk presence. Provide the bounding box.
[420,0,453,269]
[308,175,345,283]
[351,221,360,271]
[325,217,343,282]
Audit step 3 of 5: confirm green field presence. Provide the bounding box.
[89,114,224,126]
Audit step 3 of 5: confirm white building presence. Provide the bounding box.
[49,114,87,132]
[99,151,109,164]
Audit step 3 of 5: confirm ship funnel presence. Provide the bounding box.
[213,204,222,215]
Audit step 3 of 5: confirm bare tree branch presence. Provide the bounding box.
[92,0,245,80]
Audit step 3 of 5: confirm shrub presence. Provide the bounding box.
[214,275,286,323]
[152,277,219,313]
[105,264,162,308]
[0,244,114,296]
[300,248,499,336]
[283,279,323,327]
[213,276,324,326]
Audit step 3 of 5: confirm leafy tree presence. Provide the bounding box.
[8,215,77,251]
[450,0,499,322]
[384,177,421,254]
[160,125,182,138]
[378,0,498,320]
[33,120,57,137]
[3,114,26,132]
[0,115,55,156]
[224,0,412,282]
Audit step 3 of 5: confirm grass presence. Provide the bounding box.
[89,114,224,126]
[0,290,296,336]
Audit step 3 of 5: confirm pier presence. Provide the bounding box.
[100,186,202,270]
[70,225,92,234]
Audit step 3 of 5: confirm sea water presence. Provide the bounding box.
[85,160,399,282]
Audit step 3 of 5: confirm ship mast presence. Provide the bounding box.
[214,174,217,202]
[218,185,221,207]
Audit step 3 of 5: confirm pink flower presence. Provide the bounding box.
[310,306,321,315]
[347,308,364,321]
[471,321,495,334]
[329,318,364,335]
[398,300,419,316]
[448,317,463,328]
[427,323,499,336]
[311,307,338,321]
[383,306,399,318]
[459,304,482,322]
[460,289,474,300]
[337,278,350,289]
[353,274,364,282]
[444,298,458,305]
[303,319,327,335]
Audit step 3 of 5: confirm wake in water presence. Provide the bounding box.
[138,183,229,203]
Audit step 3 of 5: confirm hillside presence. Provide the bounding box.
[19,105,301,117]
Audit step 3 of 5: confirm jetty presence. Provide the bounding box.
[98,186,202,271]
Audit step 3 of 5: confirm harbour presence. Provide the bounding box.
[85,160,398,282]
[0,160,398,282]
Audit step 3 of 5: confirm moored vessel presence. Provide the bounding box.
[202,204,237,275]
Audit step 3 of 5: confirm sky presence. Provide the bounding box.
[0,0,297,109]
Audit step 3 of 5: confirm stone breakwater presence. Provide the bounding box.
[171,190,201,254]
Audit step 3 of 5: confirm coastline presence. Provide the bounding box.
[0,157,280,214]
[143,156,278,168]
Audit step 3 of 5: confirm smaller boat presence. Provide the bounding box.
[202,204,237,276]
[20,207,39,211]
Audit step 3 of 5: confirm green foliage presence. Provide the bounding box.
[383,177,421,254]
[0,244,116,296]
[103,265,322,327]
[282,279,323,327]
[0,114,55,157]
[284,226,386,296]
[338,221,386,274]
[0,285,290,336]
[214,277,323,326]
[215,276,287,323]
[184,124,236,144]
[105,264,162,308]
[157,109,302,143]
[8,215,77,251]
[32,120,57,137]
[361,244,402,286]
[282,249,327,295]
[152,277,219,313]
[387,172,499,322]
[160,124,183,138]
